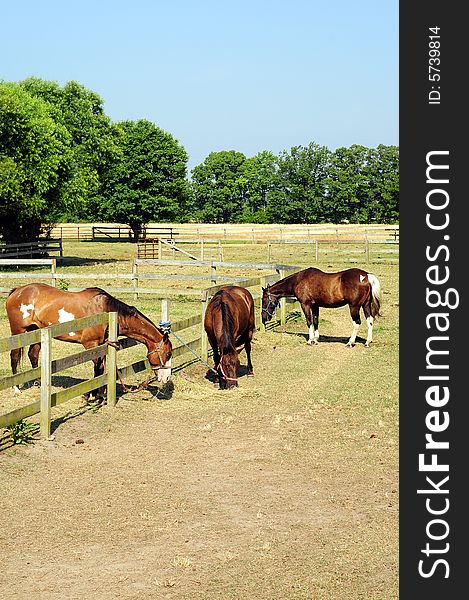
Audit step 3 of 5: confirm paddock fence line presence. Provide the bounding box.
[47,223,399,243]
[0,239,63,259]
[0,312,118,438]
[0,262,300,439]
[0,259,298,297]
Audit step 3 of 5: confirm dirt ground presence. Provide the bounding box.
[0,304,398,600]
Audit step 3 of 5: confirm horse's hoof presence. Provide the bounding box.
[345,343,354,349]
[13,385,21,395]
[365,341,372,348]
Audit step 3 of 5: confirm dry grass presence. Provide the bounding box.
[0,237,398,599]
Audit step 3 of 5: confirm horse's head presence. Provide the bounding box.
[147,332,172,383]
[261,286,279,325]
[217,350,239,390]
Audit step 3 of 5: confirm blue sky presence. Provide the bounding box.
[1,0,398,171]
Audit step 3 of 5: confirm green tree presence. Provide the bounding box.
[266,143,331,223]
[190,151,246,223]
[0,82,73,242]
[19,77,120,219]
[324,144,399,223]
[95,119,189,240]
[366,145,399,223]
[240,150,278,223]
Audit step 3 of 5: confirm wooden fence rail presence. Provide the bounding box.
[0,312,117,437]
[0,239,63,259]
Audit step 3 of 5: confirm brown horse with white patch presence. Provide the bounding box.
[204,285,255,389]
[262,267,381,347]
[6,283,172,398]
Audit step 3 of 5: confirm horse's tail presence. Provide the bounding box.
[219,299,236,353]
[367,273,382,318]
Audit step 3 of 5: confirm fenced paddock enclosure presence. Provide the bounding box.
[0,227,398,600]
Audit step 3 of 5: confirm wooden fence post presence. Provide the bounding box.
[211,263,217,284]
[51,258,57,286]
[201,290,209,362]
[107,312,118,407]
[201,239,204,260]
[132,261,138,300]
[365,237,370,262]
[315,239,319,262]
[40,327,53,439]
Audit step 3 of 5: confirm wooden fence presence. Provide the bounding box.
[0,259,298,297]
[48,223,399,243]
[0,264,296,439]
[0,239,63,259]
[0,312,118,438]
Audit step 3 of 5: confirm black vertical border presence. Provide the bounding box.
[400,2,466,598]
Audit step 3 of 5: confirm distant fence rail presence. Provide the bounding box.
[0,239,63,259]
[91,226,178,240]
[47,223,399,243]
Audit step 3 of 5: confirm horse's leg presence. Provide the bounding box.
[311,305,320,344]
[346,305,361,347]
[301,303,317,345]
[207,333,220,382]
[10,348,23,393]
[92,356,106,403]
[28,343,42,386]
[245,330,254,376]
[362,304,374,347]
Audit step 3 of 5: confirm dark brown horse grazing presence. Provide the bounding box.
[204,285,255,389]
[262,267,381,347]
[6,283,173,398]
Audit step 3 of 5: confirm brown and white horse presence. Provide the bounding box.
[5,283,173,398]
[204,285,255,388]
[262,267,381,347]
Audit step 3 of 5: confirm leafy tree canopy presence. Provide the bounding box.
[94,119,189,239]
[0,82,73,241]
[190,150,247,223]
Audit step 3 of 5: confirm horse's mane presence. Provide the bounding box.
[89,288,161,331]
[212,294,236,352]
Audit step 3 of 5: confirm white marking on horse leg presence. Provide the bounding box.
[347,322,360,347]
[19,303,35,319]
[58,307,76,336]
[13,385,21,394]
[365,316,374,347]
[308,324,319,345]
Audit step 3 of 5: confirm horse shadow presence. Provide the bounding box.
[59,256,119,268]
[283,331,367,345]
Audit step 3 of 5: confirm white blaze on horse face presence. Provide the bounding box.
[58,307,76,336]
[360,274,367,283]
[157,364,172,384]
[19,303,35,319]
